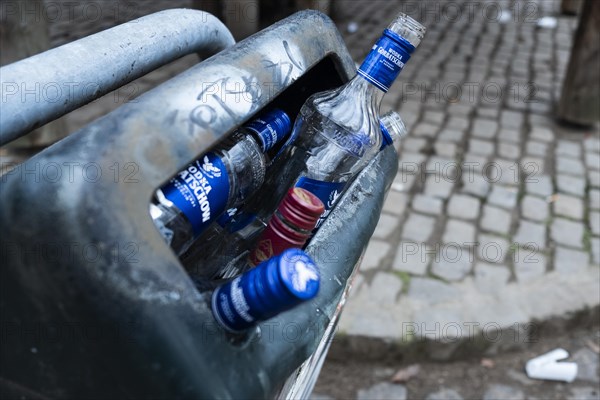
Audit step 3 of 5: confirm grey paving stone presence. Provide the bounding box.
[462,174,491,199]
[425,156,461,179]
[373,213,401,239]
[438,129,465,143]
[412,194,443,216]
[399,152,426,172]
[463,153,488,174]
[477,234,510,263]
[446,116,470,132]
[431,245,473,281]
[487,185,518,209]
[447,104,472,117]
[525,174,553,197]
[447,194,481,220]
[500,110,524,129]
[521,156,545,177]
[556,156,585,176]
[589,170,600,188]
[423,110,446,125]
[434,141,458,158]
[471,118,498,139]
[443,219,477,245]
[553,194,584,220]
[590,211,600,236]
[402,137,427,152]
[525,140,548,157]
[424,175,455,199]
[469,138,495,156]
[482,384,525,400]
[584,136,600,153]
[393,242,431,276]
[357,382,407,400]
[585,151,600,170]
[498,142,521,160]
[369,272,403,304]
[556,174,586,197]
[592,237,600,265]
[554,246,589,274]
[590,189,600,210]
[413,122,440,138]
[402,213,436,243]
[514,252,547,283]
[513,220,547,249]
[361,240,391,271]
[474,262,511,292]
[551,218,585,249]
[392,172,417,193]
[383,191,408,216]
[407,277,461,304]
[529,126,555,142]
[498,128,521,144]
[521,195,549,222]
[425,388,464,400]
[477,107,499,120]
[556,139,581,158]
[486,158,520,186]
[481,205,512,235]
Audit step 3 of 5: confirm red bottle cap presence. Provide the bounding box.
[248,188,324,266]
[278,188,325,231]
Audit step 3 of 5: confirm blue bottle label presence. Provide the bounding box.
[245,110,290,152]
[160,153,230,236]
[216,208,257,233]
[357,29,415,92]
[212,276,256,332]
[295,177,347,229]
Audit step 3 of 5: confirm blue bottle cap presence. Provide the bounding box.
[380,120,393,150]
[244,109,292,152]
[211,249,320,332]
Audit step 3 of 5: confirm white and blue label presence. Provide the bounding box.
[161,153,230,236]
[357,29,415,92]
[216,208,257,233]
[296,177,347,229]
[245,113,288,153]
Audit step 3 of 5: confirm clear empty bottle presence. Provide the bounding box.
[150,109,292,255]
[291,13,425,229]
[379,110,407,152]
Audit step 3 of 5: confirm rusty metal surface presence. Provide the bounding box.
[0,10,396,399]
[0,9,235,145]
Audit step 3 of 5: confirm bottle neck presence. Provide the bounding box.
[355,29,414,94]
[350,73,386,107]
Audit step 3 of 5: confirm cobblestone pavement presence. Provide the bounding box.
[329,0,600,358]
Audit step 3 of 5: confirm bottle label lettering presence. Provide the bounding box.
[160,153,230,236]
[295,177,347,230]
[246,115,287,152]
[357,29,414,92]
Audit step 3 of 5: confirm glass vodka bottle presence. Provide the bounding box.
[291,13,425,229]
[150,109,292,255]
[182,111,406,280]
